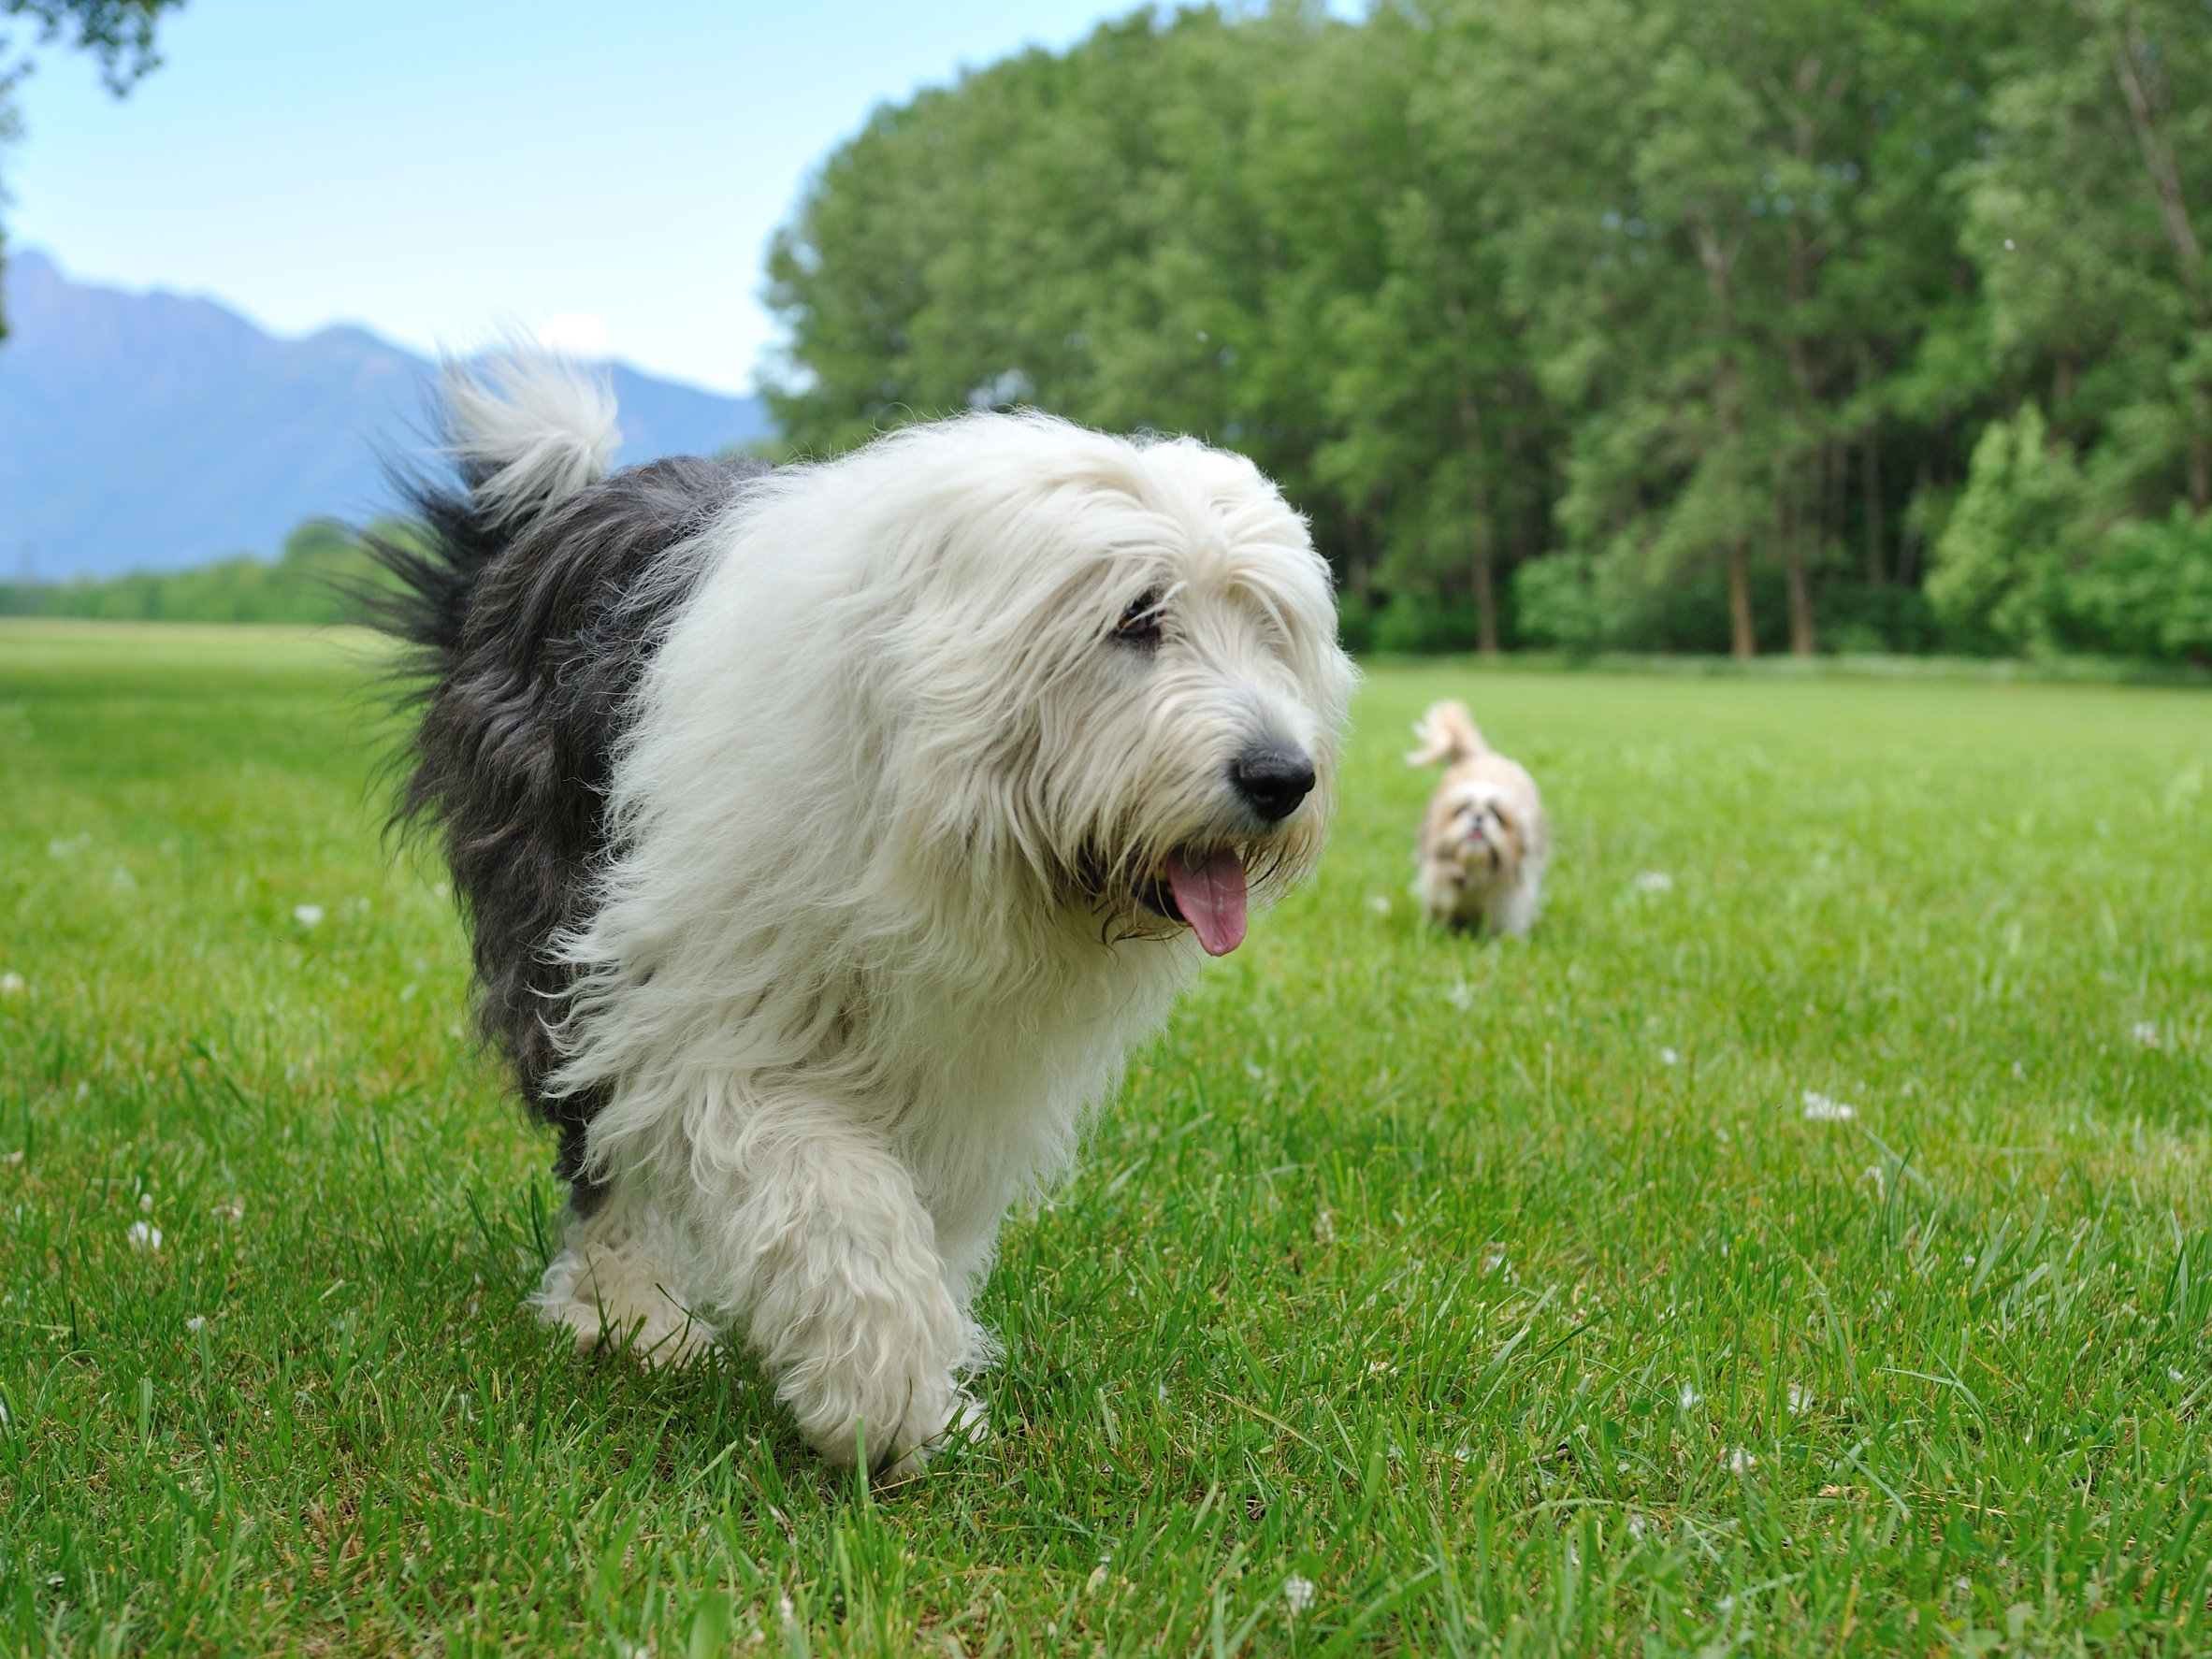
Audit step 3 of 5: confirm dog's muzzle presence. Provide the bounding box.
[1229,745,1315,824]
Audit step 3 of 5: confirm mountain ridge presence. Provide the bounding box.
[0,252,771,579]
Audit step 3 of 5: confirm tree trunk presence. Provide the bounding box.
[1897,451,1932,588]
[2107,13,2207,319]
[1727,542,1755,660]
[1863,430,1885,585]
[1783,531,1816,656]
[1453,381,1499,656]
[1471,530,1499,656]
[2105,6,2212,512]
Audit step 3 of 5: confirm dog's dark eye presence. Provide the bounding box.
[1113,590,1164,648]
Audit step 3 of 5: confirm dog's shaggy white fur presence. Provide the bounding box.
[389,361,1354,1474]
[1406,700,1547,936]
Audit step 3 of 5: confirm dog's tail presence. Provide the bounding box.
[361,353,620,663]
[1405,699,1490,767]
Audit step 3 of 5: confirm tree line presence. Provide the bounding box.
[0,520,383,623]
[763,0,2212,661]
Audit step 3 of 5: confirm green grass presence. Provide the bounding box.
[3,618,2211,1656]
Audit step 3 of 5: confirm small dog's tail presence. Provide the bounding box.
[361,353,620,663]
[1406,699,1490,767]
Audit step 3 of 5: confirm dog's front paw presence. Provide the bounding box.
[788,1360,989,1478]
[806,1383,988,1479]
[880,1387,989,1479]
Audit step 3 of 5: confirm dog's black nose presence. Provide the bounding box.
[1230,745,1316,823]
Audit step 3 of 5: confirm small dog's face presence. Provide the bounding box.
[1435,783,1527,885]
[882,420,1353,955]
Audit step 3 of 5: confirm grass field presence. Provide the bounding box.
[4,619,2211,1656]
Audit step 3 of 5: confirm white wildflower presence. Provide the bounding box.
[2132,1022,2161,1048]
[1626,1513,1648,1541]
[1633,871,1673,893]
[1659,1046,1682,1066]
[293,904,325,927]
[1801,1090,1856,1122]
[0,973,23,996]
[1679,1383,1699,1409]
[1282,1575,1316,1615]
[127,1221,162,1250]
[185,1316,206,1334]
[1728,1448,1757,1475]
[139,1192,153,1213]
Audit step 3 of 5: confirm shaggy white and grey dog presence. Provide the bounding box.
[372,356,1353,1475]
[1406,700,1547,936]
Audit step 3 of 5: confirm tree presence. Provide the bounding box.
[1960,0,2212,519]
[1452,0,1999,657]
[764,0,2205,661]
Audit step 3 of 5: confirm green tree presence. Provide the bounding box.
[1925,401,2088,653]
[1960,0,2212,520]
[1454,0,1998,657]
[763,0,2207,662]
[1290,8,1554,655]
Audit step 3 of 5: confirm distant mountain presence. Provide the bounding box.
[0,251,773,579]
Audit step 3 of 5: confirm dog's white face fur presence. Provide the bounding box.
[868,418,1348,947]
[522,411,1353,1474]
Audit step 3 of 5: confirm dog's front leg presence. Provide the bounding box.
[696,1108,980,1476]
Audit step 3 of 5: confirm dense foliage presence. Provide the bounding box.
[765,0,2212,661]
[0,518,395,623]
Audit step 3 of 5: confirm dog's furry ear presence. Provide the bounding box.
[1406,700,1489,767]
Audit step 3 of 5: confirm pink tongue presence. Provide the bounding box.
[1167,849,1248,957]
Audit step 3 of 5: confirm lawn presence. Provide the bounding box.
[4,618,2211,1656]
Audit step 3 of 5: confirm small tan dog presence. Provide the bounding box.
[1406,700,1547,935]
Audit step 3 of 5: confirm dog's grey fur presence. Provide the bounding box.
[367,422,766,1207]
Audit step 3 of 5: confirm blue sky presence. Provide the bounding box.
[5,0,1279,395]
